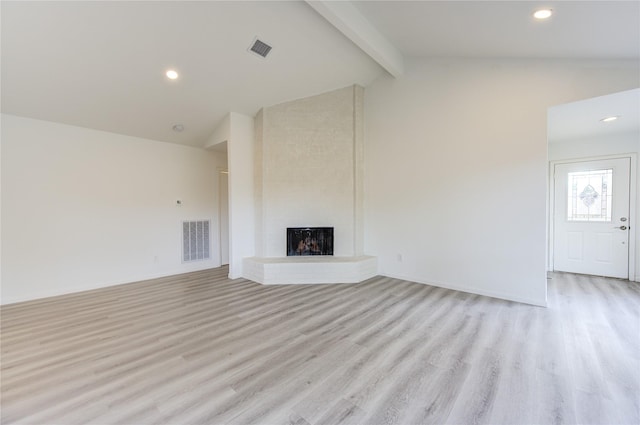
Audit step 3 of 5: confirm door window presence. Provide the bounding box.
[567,169,613,222]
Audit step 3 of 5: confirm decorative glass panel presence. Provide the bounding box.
[567,169,613,222]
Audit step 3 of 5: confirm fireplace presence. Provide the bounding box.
[287,227,333,256]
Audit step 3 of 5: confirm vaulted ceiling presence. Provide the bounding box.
[2,1,638,147]
[355,1,640,59]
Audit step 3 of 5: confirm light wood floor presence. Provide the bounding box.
[1,268,639,425]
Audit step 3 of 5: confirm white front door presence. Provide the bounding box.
[553,157,630,278]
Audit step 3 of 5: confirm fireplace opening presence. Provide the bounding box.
[287,227,333,256]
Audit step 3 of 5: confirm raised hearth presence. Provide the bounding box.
[243,255,377,285]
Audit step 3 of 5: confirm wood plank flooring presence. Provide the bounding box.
[1,268,639,424]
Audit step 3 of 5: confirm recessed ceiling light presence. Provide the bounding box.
[533,9,553,19]
[166,70,179,80]
[172,124,184,132]
[600,116,620,123]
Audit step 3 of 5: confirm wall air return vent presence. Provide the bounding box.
[182,220,210,262]
[248,38,272,58]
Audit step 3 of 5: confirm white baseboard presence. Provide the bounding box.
[380,272,548,307]
[0,263,221,306]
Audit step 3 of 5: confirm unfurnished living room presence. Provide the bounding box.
[1,1,639,424]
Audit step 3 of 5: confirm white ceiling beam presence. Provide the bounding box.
[305,0,404,78]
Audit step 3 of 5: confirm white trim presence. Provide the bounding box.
[548,162,555,272]
[630,158,638,282]
[1,266,219,306]
[381,273,548,307]
[305,0,404,77]
[548,153,637,281]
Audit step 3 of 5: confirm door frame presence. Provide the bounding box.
[548,153,637,281]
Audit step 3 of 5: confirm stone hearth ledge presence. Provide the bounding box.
[242,256,377,285]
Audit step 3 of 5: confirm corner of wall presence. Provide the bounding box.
[254,109,265,257]
[205,113,231,149]
[227,112,256,278]
[353,84,365,255]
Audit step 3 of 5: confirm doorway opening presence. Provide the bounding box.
[219,168,229,265]
[208,141,230,267]
[547,88,639,280]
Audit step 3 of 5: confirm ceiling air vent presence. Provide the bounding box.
[248,38,272,58]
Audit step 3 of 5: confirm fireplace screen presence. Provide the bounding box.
[287,227,334,256]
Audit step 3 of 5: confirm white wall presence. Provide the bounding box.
[0,114,3,293]
[549,130,640,279]
[206,114,230,149]
[255,86,364,257]
[1,114,225,304]
[549,132,639,160]
[227,112,255,278]
[364,58,640,306]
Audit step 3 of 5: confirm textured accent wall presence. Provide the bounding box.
[255,85,364,257]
